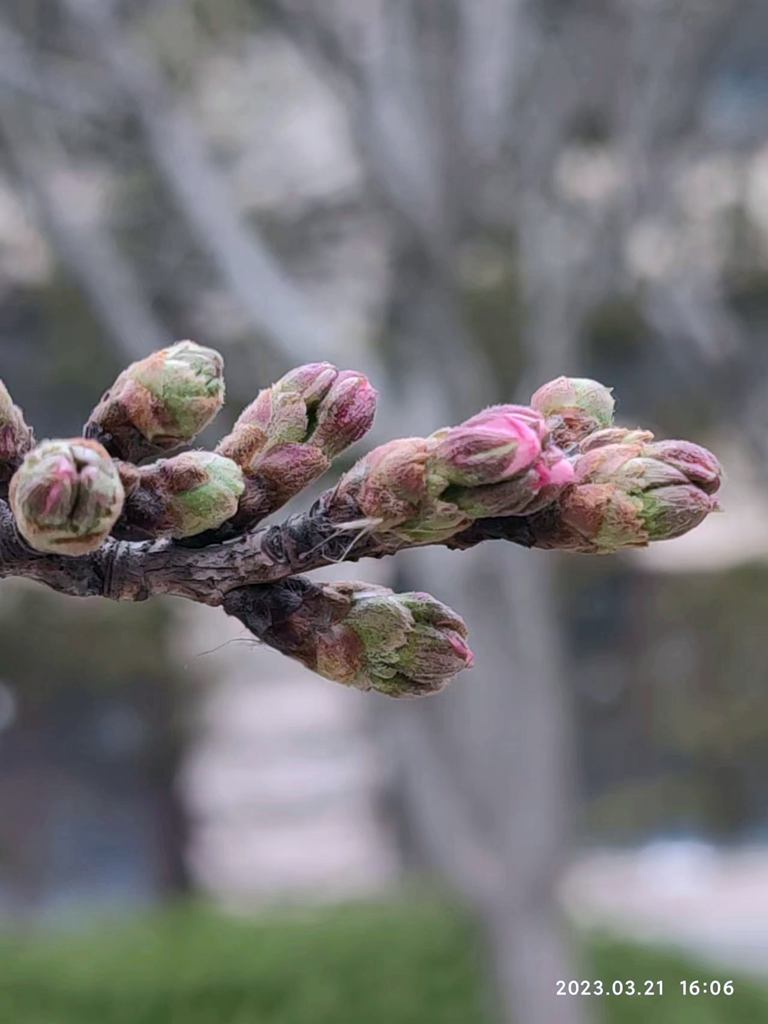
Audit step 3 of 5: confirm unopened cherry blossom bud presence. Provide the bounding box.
[223,580,473,698]
[346,438,431,523]
[461,404,550,442]
[0,380,35,483]
[120,451,245,539]
[310,371,378,458]
[314,584,473,697]
[427,407,544,489]
[531,376,615,444]
[638,483,717,542]
[10,439,124,555]
[643,440,721,495]
[575,438,721,493]
[276,362,339,404]
[86,341,225,461]
[220,362,366,464]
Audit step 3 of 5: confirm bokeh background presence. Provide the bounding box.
[1,1,768,1022]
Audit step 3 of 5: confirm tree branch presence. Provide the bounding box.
[0,489,541,606]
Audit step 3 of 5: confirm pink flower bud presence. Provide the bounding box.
[575,439,722,495]
[230,362,338,447]
[451,446,575,519]
[310,371,378,458]
[276,362,338,405]
[461,404,550,442]
[333,406,575,543]
[639,484,717,542]
[428,407,543,488]
[644,440,721,495]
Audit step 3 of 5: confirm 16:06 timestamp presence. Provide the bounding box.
[680,980,734,996]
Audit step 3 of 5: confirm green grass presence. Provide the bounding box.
[0,899,764,1023]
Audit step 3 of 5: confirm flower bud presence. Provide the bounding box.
[452,445,575,519]
[531,376,615,444]
[643,440,721,495]
[315,584,473,697]
[427,407,544,489]
[348,438,431,523]
[230,388,313,452]
[638,484,716,542]
[461,404,550,442]
[86,341,225,461]
[121,451,245,539]
[575,439,721,493]
[10,439,124,555]
[0,380,35,483]
[310,371,378,458]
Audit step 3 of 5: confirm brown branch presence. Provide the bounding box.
[0,491,538,607]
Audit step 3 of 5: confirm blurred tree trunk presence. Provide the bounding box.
[374,236,586,1023]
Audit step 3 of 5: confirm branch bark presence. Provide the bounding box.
[0,494,541,606]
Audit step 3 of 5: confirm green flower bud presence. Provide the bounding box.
[315,584,473,697]
[531,376,615,445]
[10,439,124,555]
[121,451,245,539]
[86,341,225,461]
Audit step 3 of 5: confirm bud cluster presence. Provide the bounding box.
[85,341,225,462]
[533,428,721,553]
[217,362,377,524]
[328,404,575,543]
[2,352,724,700]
